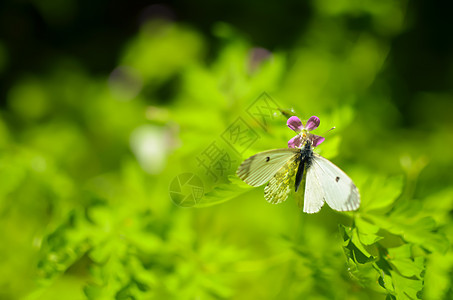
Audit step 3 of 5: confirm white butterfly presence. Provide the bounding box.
[236,140,360,213]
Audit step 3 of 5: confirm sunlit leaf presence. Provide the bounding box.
[359,175,404,212]
[355,217,383,246]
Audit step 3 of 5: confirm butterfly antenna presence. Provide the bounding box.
[323,126,336,135]
[277,107,296,119]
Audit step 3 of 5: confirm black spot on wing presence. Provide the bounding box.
[336,176,340,182]
[265,157,270,162]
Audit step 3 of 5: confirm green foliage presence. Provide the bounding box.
[1,1,453,299]
[338,171,449,299]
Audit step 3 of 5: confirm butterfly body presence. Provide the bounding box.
[295,141,313,193]
[236,141,360,213]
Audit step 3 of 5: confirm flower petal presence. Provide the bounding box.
[311,135,325,147]
[287,116,303,132]
[305,116,320,131]
[288,135,302,148]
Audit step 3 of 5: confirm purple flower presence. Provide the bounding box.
[287,116,325,148]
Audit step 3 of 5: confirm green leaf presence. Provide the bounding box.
[355,217,383,245]
[359,175,404,212]
[365,213,449,254]
[374,246,424,300]
[387,244,424,279]
[390,270,423,300]
[340,225,375,265]
[423,250,453,299]
[378,269,395,294]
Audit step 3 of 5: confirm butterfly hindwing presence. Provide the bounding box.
[303,163,326,213]
[309,153,360,211]
[236,149,300,187]
[264,154,301,204]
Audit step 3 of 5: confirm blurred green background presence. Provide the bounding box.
[1,0,453,299]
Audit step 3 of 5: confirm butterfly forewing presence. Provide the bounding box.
[236,149,300,187]
[264,155,300,204]
[310,153,360,211]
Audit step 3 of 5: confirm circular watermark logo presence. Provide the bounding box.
[169,173,204,207]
